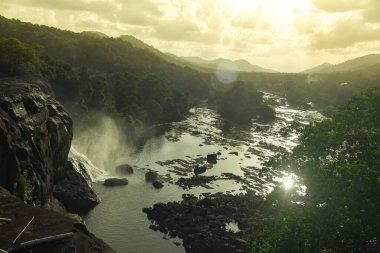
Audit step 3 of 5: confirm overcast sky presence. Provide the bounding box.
[1,0,380,72]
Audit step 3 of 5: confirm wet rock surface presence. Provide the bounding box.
[0,77,114,252]
[206,154,217,164]
[0,187,115,253]
[152,180,164,189]
[176,176,218,189]
[145,171,158,182]
[115,164,134,174]
[104,178,128,186]
[0,77,73,205]
[53,161,100,214]
[143,192,262,253]
[194,165,206,175]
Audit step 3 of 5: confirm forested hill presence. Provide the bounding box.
[307,54,380,73]
[0,15,213,125]
[0,16,203,77]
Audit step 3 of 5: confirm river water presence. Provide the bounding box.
[76,94,323,253]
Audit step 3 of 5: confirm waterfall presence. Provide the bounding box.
[68,146,109,184]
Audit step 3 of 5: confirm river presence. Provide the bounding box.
[74,94,324,253]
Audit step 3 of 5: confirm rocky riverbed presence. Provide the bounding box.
[143,192,262,253]
[81,93,324,253]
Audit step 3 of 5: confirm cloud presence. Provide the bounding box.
[9,0,119,13]
[1,0,380,72]
[311,0,368,13]
[311,0,380,24]
[361,1,380,23]
[310,17,380,49]
[152,18,204,42]
[294,15,318,34]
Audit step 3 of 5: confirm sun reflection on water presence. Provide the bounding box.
[283,176,295,190]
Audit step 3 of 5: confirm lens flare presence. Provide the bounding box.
[215,61,239,84]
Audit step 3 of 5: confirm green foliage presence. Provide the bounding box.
[0,37,41,75]
[22,169,34,203]
[214,81,275,124]
[248,89,380,252]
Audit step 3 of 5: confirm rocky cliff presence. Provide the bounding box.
[0,77,99,210]
[0,77,73,205]
[0,77,111,252]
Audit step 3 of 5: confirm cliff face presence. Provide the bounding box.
[0,77,73,205]
[0,78,111,252]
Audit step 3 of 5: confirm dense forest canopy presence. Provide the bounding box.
[0,16,209,124]
[0,16,276,127]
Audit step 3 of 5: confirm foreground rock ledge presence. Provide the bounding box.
[0,187,116,253]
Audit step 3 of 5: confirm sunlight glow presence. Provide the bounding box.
[283,176,295,190]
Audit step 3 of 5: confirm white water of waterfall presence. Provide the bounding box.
[69,147,110,183]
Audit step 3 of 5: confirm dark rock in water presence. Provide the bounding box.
[152,180,164,189]
[176,176,218,189]
[0,187,116,253]
[145,171,158,182]
[207,154,217,164]
[143,192,262,253]
[229,151,239,156]
[194,164,207,175]
[53,161,100,214]
[217,151,222,155]
[0,77,73,205]
[197,197,214,208]
[115,164,134,174]
[104,178,128,186]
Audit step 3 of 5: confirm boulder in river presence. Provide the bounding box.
[194,165,207,175]
[152,180,164,189]
[53,161,100,214]
[206,154,217,164]
[145,171,158,182]
[115,164,134,174]
[229,151,239,156]
[104,178,128,186]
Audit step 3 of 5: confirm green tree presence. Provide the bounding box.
[249,88,380,252]
[0,37,41,75]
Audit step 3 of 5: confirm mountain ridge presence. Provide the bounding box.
[118,34,276,73]
[177,55,277,73]
[304,54,380,73]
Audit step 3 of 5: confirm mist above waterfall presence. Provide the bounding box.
[71,112,132,174]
